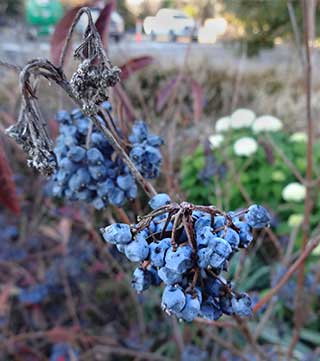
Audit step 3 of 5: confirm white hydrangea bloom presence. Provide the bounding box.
[252,115,283,133]
[282,182,306,202]
[209,134,224,149]
[230,108,256,129]
[289,132,307,143]
[215,116,231,133]
[288,214,304,227]
[233,137,258,157]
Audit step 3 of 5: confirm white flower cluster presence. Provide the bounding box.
[282,182,306,202]
[209,108,284,156]
[209,134,224,149]
[233,137,258,157]
[214,108,283,134]
[289,132,307,143]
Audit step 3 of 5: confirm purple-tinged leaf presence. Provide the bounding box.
[120,56,154,81]
[50,5,85,66]
[113,84,137,122]
[156,76,180,112]
[95,0,115,48]
[0,142,21,215]
[189,78,203,123]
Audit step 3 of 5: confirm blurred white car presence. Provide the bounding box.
[144,9,197,42]
[198,18,228,44]
[76,7,124,42]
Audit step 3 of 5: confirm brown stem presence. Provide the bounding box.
[289,1,315,357]
[234,316,266,361]
[253,232,320,313]
[18,58,157,199]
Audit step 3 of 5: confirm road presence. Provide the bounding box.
[0,27,308,72]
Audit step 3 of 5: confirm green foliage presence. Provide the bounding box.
[181,126,320,235]
[223,0,309,56]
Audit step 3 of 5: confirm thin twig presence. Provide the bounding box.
[209,331,251,361]
[0,60,22,73]
[265,134,305,185]
[287,0,305,66]
[288,1,314,357]
[253,232,320,313]
[233,316,266,361]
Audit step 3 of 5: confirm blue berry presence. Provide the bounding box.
[132,267,152,293]
[176,293,201,321]
[232,293,253,317]
[148,193,171,210]
[101,223,132,245]
[124,234,149,262]
[149,238,171,267]
[161,285,186,313]
[222,228,240,249]
[67,146,86,162]
[165,245,193,274]
[158,267,183,285]
[246,204,271,229]
[199,296,223,321]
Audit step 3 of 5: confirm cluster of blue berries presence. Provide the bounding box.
[51,102,163,209]
[129,121,163,179]
[101,194,271,322]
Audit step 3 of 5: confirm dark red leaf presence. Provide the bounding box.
[113,84,137,122]
[156,76,180,112]
[50,5,85,66]
[120,56,154,81]
[0,143,20,215]
[189,78,204,123]
[0,111,15,127]
[95,0,115,48]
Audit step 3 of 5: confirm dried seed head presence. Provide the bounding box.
[6,104,57,176]
[70,59,121,115]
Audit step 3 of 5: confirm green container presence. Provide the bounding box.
[26,0,63,34]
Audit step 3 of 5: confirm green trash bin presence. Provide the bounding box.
[26,0,63,35]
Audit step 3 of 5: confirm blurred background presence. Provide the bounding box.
[0,1,320,361]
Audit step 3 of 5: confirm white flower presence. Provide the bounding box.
[209,134,224,149]
[288,214,304,228]
[233,137,258,157]
[289,132,307,143]
[215,116,231,133]
[252,115,283,133]
[230,108,256,129]
[282,182,306,202]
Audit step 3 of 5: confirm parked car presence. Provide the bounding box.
[198,17,228,44]
[76,7,125,42]
[144,8,197,42]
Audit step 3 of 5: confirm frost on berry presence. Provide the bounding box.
[102,194,271,322]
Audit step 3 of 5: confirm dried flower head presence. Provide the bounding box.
[70,59,121,114]
[6,101,56,176]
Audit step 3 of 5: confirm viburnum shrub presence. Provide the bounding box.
[2,8,270,324]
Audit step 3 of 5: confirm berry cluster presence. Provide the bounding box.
[101,194,271,322]
[129,121,163,179]
[51,103,163,208]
